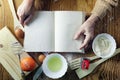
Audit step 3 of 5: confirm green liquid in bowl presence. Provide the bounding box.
[47,56,63,72]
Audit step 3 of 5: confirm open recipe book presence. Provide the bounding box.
[24,11,85,52]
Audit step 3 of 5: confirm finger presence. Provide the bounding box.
[24,14,33,25]
[17,9,24,25]
[19,16,24,25]
[18,14,25,25]
[84,44,88,49]
[74,29,83,40]
[79,35,91,49]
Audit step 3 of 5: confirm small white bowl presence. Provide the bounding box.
[42,53,68,79]
[92,33,116,58]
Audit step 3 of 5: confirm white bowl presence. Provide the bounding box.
[92,33,116,58]
[42,53,68,79]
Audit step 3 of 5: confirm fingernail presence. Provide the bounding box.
[74,35,77,40]
[79,45,83,50]
[24,22,27,26]
[79,47,82,50]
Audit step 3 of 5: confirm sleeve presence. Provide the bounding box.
[91,0,118,20]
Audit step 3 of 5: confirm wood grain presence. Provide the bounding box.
[0,0,120,80]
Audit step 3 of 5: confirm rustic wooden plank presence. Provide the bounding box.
[0,64,13,80]
[0,0,14,79]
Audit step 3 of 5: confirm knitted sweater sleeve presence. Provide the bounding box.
[91,0,118,20]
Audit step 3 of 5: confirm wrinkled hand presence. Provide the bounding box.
[74,14,99,49]
[17,0,35,25]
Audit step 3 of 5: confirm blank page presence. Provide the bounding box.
[55,11,85,52]
[24,11,54,52]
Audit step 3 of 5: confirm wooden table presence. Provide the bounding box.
[0,0,120,80]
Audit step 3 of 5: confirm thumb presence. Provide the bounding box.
[74,29,83,40]
[24,14,33,25]
[18,14,24,25]
[24,7,35,25]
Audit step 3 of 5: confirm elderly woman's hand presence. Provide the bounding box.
[17,0,35,25]
[74,14,99,49]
